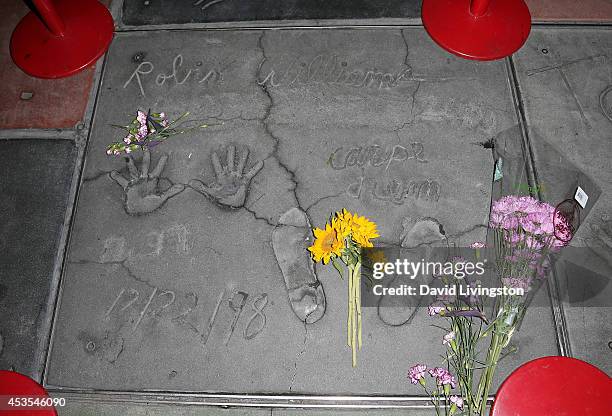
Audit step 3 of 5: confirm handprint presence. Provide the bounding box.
[110,148,184,215]
[189,145,264,208]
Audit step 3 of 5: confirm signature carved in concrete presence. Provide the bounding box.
[189,145,264,209]
[110,148,185,215]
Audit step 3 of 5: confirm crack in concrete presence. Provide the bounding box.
[303,191,345,215]
[241,205,277,228]
[68,259,155,289]
[256,31,304,212]
[289,320,308,392]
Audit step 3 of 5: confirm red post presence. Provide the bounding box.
[32,0,66,36]
[470,0,491,17]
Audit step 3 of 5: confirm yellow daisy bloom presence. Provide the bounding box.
[308,223,345,264]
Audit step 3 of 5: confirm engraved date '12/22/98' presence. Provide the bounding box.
[104,285,269,346]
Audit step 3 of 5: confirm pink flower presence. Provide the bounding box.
[470,241,486,249]
[442,331,455,346]
[428,367,457,388]
[408,364,427,384]
[136,110,147,125]
[501,276,531,291]
[123,135,133,144]
[106,149,112,155]
[136,124,148,140]
[450,395,464,409]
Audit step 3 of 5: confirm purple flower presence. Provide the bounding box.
[471,241,486,249]
[450,395,464,409]
[428,302,445,316]
[408,364,427,384]
[443,309,488,323]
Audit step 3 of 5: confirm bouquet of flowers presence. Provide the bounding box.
[411,195,574,415]
[106,110,207,155]
[309,209,379,367]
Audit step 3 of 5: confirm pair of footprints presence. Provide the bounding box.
[110,145,264,215]
[110,147,327,324]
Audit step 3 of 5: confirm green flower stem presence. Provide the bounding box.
[345,260,362,367]
[476,327,508,416]
[355,261,362,350]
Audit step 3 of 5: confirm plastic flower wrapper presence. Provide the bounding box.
[106,110,208,155]
[308,209,379,367]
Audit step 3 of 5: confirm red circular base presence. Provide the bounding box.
[491,357,612,416]
[10,0,114,79]
[0,370,57,415]
[422,0,531,61]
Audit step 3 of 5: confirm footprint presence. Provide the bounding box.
[377,217,447,326]
[272,208,326,324]
[400,216,446,248]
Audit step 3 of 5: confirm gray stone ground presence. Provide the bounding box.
[0,139,77,380]
[44,27,559,396]
[513,27,612,374]
[0,18,610,416]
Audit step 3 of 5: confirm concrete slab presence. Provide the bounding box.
[526,0,612,23]
[513,27,612,374]
[0,0,108,129]
[122,0,420,26]
[46,27,558,396]
[0,139,77,380]
[55,402,438,415]
[55,400,269,416]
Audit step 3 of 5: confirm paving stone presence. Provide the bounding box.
[526,0,612,22]
[55,400,268,416]
[0,0,109,129]
[46,27,558,395]
[0,139,77,379]
[513,27,612,374]
[122,0,421,26]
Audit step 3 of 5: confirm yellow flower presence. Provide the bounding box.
[308,223,344,264]
[335,209,379,248]
[332,209,353,239]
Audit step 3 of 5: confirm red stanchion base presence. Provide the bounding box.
[0,370,57,415]
[422,0,531,61]
[10,0,114,79]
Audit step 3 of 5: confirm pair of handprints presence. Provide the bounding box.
[110,145,263,215]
